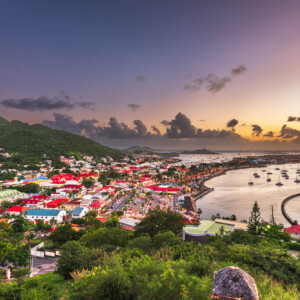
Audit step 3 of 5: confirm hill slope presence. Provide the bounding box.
[0,118,122,166]
[0,116,8,124]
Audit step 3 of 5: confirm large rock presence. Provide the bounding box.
[211,266,259,300]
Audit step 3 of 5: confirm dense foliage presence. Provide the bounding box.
[0,208,299,299]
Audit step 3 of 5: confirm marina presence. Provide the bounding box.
[196,164,300,226]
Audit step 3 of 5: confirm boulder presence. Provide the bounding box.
[211,266,258,300]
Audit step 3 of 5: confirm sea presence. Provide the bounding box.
[195,164,300,226]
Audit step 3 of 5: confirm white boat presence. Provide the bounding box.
[267,175,271,182]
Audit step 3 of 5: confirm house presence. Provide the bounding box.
[24,209,66,224]
[44,198,69,209]
[6,206,29,216]
[284,225,300,239]
[182,220,235,244]
[69,207,89,219]
[119,217,140,230]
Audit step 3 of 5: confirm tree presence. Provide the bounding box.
[81,177,95,188]
[17,183,39,194]
[248,201,262,235]
[49,223,82,246]
[57,241,93,279]
[12,216,31,233]
[197,208,202,219]
[134,207,185,237]
[80,227,128,248]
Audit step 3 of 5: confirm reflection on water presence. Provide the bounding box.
[196,164,300,226]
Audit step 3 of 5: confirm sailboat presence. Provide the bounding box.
[276,175,283,186]
[267,174,271,182]
[267,167,273,175]
[294,176,300,183]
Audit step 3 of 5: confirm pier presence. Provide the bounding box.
[281,193,300,225]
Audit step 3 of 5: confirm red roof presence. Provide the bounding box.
[44,198,68,208]
[7,206,28,213]
[284,225,300,234]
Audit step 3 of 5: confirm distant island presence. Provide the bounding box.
[123,146,158,152]
[181,148,217,155]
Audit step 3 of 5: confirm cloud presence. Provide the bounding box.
[239,123,248,127]
[231,65,247,76]
[43,112,243,141]
[263,131,274,137]
[278,125,300,142]
[205,74,231,93]
[0,92,94,111]
[128,103,141,112]
[287,116,300,122]
[251,124,263,137]
[226,118,239,131]
[161,120,170,126]
[136,75,146,83]
[183,64,245,93]
[166,112,197,138]
[151,126,161,135]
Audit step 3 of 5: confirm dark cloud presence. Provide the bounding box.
[136,75,146,83]
[226,119,239,131]
[128,103,141,112]
[42,113,82,134]
[287,116,300,122]
[166,112,197,138]
[161,120,170,126]
[251,124,263,137]
[263,131,274,138]
[205,74,231,93]
[231,65,247,76]
[43,112,243,141]
[183,64,245,93]
[0,92,94,111]
[278,125,300,142]
[151,126,161,135]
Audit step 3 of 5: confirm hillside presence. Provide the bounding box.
[0,118,122,166]
[0,116,8,124]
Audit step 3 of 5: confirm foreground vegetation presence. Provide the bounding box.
[0,208,299,300]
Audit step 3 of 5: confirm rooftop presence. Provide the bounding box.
[184,220,234,235]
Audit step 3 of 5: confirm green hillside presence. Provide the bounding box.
[0,116,8,124]
[0,118,122,166]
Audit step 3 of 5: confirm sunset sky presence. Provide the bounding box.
[1,1,300,150]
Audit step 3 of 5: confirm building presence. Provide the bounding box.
[6,206,29,216]
[69,207,89,219]
[182,220,235,244]
[24,209,66,224]
[284,225,300,240]
[119,217,140,230]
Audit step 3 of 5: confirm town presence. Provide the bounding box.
[1,149,299,284]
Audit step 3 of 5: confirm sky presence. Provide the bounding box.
[1,0,300,150]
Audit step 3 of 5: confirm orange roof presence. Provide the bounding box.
[0,218,9,223]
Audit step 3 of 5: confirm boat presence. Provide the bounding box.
[267,175,271,182]
[248,176,254,185]
[276,175,283,186]
[267,167,272,175]
[294,178,300,183]
[275,167,280,171]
